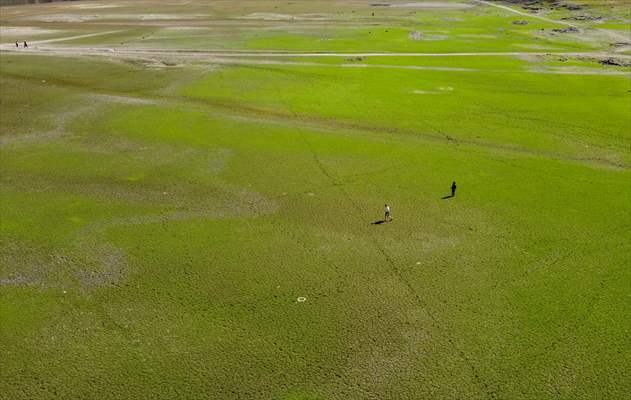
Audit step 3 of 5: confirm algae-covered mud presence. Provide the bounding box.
[1,1,629,399]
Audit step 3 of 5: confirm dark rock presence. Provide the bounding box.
[551,27,580,33]
[562,15,602,21]
[599,58,630,67]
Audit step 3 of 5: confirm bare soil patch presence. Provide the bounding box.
[408,31,448,41]
[0,26,62,36]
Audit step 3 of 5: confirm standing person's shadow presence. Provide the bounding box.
[372,220,386,225]
[441,195,454,200]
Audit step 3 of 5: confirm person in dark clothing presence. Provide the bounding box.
[23,41,28,48]
[15,41,19,48]
[451,181,457,197]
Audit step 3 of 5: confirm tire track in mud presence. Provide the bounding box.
[2,59,627,170]
[66,184,278,290]
[297,131,499,399]
[141,94,631,172]
[167,94,631,172]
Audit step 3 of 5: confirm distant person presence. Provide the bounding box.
[15,41,19,48]
[384,204,392,222]
[23,41,28,48]
[451,181,457,197]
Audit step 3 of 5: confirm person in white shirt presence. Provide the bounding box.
[384,204,392,222]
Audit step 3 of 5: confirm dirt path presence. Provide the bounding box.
[3,27,629,58]
[31,30,126,45]
[472,0,630,43]
[472,0,575,27]
[2,44,629,59]
[3,45,628,78]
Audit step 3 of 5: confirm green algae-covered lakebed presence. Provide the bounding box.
[1,1,630,399]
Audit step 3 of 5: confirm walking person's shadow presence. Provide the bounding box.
[372,220,386,225]
[441,195,454,200]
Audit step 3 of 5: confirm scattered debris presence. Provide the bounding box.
[561,3,582,11]
[512,20,529,25]
[551,27,580,34]
[503,0,582,12]
[562,15,602,21]
[599,58,630,67]
[522,6,541,12]
[297,297,307,302]
[345,56,364,62]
